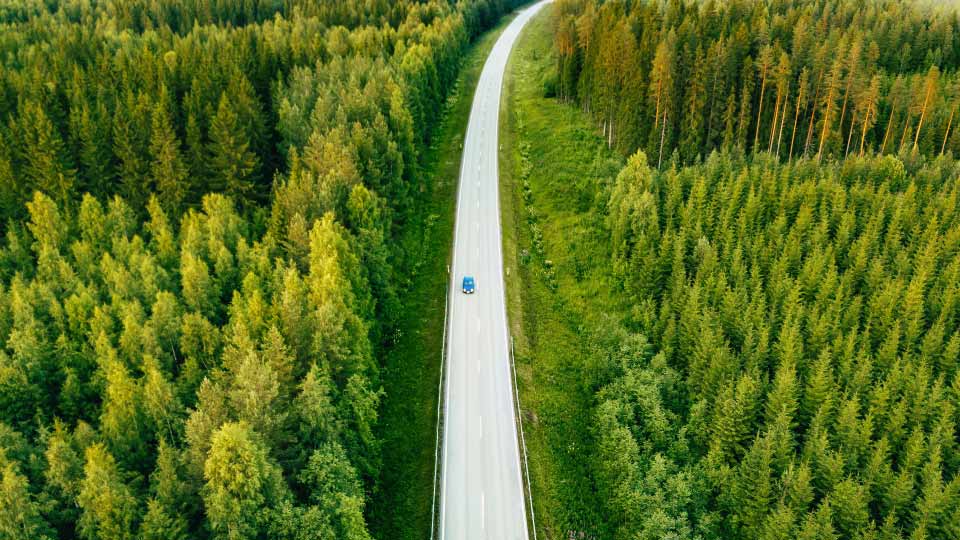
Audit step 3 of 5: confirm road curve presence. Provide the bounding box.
[440,2,550,539]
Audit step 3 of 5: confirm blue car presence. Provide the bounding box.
[462,275,476,294]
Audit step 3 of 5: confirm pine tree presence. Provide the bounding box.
[299,442,363,515]
[139,499,188,540]
[208,93,259,207]
[769,52,791,153]
[142,355,183,442]
[77,444,139,540]
[0,133,20,221]
[881,76,907,154]
[765,358,799,428]
[837,37,864,153]
[16,100,76,208]
[648,33,676,163]
[680,46,707,162]
[99,348,146,465]
[184,112,205,196]
[732,434,775,536]
[737,58,755,151]
[858,75,882,156]
[830,478,870,536]
[202,422,286,540]
[941,79,959,155]
[796,503,838,540]
[913,65,939,153]
[0,451,55,540]
[226,336,284,446]
[76,99,114,198]
[308,214,374,383]
[753,44,774,152]
[149,91,189,214]
[788,68,809,159]
[722,93,737,151]
[817,59,844,161]
[113,91,151,209]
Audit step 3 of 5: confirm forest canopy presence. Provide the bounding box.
[542,1,960,538]
[594,150,960,540]
[0,0,523,538]
[552,0,960,166]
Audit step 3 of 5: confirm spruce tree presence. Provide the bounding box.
[149,93,189,214]
[208,93,259,207]
[77,444,139,540]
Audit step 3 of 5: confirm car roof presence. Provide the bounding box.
[463,275,474,281]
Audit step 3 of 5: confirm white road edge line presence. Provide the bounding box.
[481,491,485,529]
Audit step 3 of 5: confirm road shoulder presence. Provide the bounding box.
[498,6,626,538]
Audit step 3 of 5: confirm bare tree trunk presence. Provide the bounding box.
[754,71,768,152]
[789,92,802,160]
[658,110,668,169]
[942,107,956,155]
[768,92,781,153]
[860,110,871,156]
[653,79,662,130]
[838,81,852,146]
[899,115,912,151]
[914,78,936,153]
[845,110,857,156]
[777,94,789,157]
[914,103,930,153]
[804,73,823,157]
[609,114,614,148]
[881,101,897,154]
[817,95,835,162]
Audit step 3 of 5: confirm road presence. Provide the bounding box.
[440,2,550,539]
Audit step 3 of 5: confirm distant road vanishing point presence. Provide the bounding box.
[439,1,551,539]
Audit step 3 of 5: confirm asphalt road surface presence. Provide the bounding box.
[440,2,550,539]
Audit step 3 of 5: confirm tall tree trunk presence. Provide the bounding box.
[658,109,668,169]
[860,109,872,156]
[609,114,614,148]
[789,91,803,159]
[768,91,781,153]
[777,94,789,156]
[899,115,912,151]
[914,69,938,153]
[880,101,898,154]
[914,99,931,153]
[942,107,956,155]
[845,110,857,156]
[804,73,824,157]
[754,69,768,151]
[653,79,662,130]
[897,117,913,152]
[838,79,853,148]
[817,90,836,161]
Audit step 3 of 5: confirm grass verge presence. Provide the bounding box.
[499,7,627,539]
[370,10,527,540]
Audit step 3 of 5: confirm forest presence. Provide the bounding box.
[551,0,960,167]
[0,0,522,538]
[542,0,960,538]
[599,151,960,539]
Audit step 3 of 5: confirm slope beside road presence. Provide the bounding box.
[440,2,551,539]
